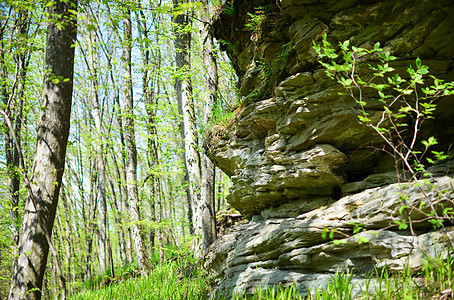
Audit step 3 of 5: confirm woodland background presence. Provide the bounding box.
[0,0,235,297]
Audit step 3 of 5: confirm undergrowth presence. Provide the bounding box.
[71,260,209,300]
[72,246,453,299]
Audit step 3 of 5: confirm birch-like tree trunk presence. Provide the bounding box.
[122,5,150,276]
[8,0,77,298]
[86,9,107,273]
[173,0,202,244]
[199,0,218,252]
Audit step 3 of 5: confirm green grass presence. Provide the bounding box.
[231,284,303,300]
[71,261,209,300]
[307,250,453,300]
[72,247,453,300]
[231,248,453,300]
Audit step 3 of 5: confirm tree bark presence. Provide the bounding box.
[122,6,150,276]
[8,0,77,298]
[173,0,202,245]
[199,0,218,252]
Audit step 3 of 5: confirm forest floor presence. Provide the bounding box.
[70,250,454,300]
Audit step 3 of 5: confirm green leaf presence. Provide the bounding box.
[333,239,347,245]
[322,228,329,239]
[432,151,449,161]
[418,67,429,75]
[384,106,393,114]
[422,136,438,148]
[399,205,408,215]
[402,89,413,95]
[358,115,371,122]
[356,100,367,106]
[423,178,431,185]
[342,40,350,49]
[428,218,443,229]
[443,208,453,215]
[339,78,353,87]
[416,57,421,68]
[356,236,369,244]
[419,202,426,210]
[394,220,408,230]
[426,157,435,164]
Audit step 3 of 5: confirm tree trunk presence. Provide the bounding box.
[61,190,73,294]
[83,131,97,282]
[8,0,77,298]
[199,0,218,252]
[136,3,165,261]
[100,18,134,265]
[108,144,129,265]
[87,14,107,274]
[107,235,115,278]
[173,0,202,245]
[122,6,150,276]
[0,7,29,247]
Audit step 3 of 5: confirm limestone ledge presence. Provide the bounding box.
[204,176,454,299]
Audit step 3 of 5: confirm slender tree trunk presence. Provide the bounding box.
[0,45,21,245]
[113,94,134,265]
[8,1,77,298]
[107,171,127,264]
[107,235,115,278]
[199,0,218,252]
[83,120,97,282]
[87,16,107,274]
[122,6,150,276]
[98,16,134,265]
[173,0,202,245]
[0,8,29,247]
[61,190,72,294]
[136,3,165,262]
[108,144,129,264]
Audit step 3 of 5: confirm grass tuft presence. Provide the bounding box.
[71,261,209,300]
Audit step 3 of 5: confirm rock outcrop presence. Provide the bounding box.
[204,0,454,298]
[205,177,454,297]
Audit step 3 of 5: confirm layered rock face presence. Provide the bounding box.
[205,0,454,298]
[205,177,454,297]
